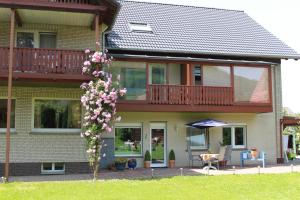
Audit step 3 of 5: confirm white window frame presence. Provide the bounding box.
[114,123,143,157]
[41,163,65,175]
[129,22,153,33]
[32,98,82,133]
[223,124,247,149]
[0,98,16,133]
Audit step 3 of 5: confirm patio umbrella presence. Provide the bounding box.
[186,119,227,129]
[186,119,228,149]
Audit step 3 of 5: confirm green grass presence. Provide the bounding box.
[0,173,300,200]
[1,174,300,200]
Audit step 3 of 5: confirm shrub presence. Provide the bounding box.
[115,157,127,164]
[169,149,175,160]
[144,150,151,161]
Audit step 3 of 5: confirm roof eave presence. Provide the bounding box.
[107,47,300,61]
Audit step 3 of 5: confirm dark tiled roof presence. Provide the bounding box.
[106,1,300,59]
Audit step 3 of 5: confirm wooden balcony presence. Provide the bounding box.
[0,47,89,81]
[147,84,233,106]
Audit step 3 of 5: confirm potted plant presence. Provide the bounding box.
[114,157,127,171]
[250,147,258,159]
[144,150,151,168]
[128,158,137,170]
[169,149,176,168]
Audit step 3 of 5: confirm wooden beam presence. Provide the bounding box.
[15,10,22,27]
[95,14,100,51]
[0,1,107,14]
[5,8,15,181]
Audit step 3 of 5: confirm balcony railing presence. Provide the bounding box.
[147,84,234,106]
[46,0,91,4]
[0,47,86,75]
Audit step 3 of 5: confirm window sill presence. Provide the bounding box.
[232,148,247,151]
[30,129,81,135]
[115,155,143,158]
[0,129,17,134]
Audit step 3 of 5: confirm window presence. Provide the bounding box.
[39,33,57,49]
[129,22,153,33]
[115,124,142,156]
[234,66,270,103]
[111,61,147,100]
[203,65,231,87]
[0,99,15,129]
[188,128,208,150]
[41,163,65,174]
[222,126,246,148]
[17,32,34,48]
[34,100,81,129]
[193,65,202,85]
[149,63,166,84]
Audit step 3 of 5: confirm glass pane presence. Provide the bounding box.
[54,163,64,171]
[150,64,166,84]
[111,62,146,100]
[235,127,245,146]
[151,128,165,164]
[34,100,81,129]
[203,66,231,87]
[189,128,207,149]
[40,33,57,49]
[115,127,142,156]
[223,127,232,145]
[0,99,15,128]
[193,65,202,85]
[234,66,269,103]
[43,163,53,171]
[17,32,34,48]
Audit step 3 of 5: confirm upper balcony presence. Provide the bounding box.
[0,47,88,81]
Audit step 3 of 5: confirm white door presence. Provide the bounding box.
[150,123,167,167]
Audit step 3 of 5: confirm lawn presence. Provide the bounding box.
[1,174,300,200]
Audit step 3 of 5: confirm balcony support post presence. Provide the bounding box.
[5,8,15,181]
[95,14,100,51]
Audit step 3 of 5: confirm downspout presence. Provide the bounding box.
[273,64,282,163]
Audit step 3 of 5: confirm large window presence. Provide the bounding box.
[39,32,57,49]
[234,66,270,103]
[111,62,147,100]
[203,65,231,87]
[223,126,246,148]
[188,128,208,150]
[149,63,166,84]
[17,32,34,48]
[0,99,15,129]
[115,124,142,156]
[34,100,81,129]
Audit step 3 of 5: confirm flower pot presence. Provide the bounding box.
[115,162,126,171]
[144,161,151,168]
[251,150,258,159]
[128,159,137,170]
[169,160,175,168]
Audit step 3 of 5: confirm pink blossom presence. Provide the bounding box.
[119,88,127,96]
[84,61,91,66]
[85,49,90,54]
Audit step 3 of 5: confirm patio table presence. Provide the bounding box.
[200,153,220,170]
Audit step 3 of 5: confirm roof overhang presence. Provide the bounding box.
[111,53,279,65]
[107,47,300,61]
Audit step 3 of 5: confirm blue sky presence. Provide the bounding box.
[130,0,300,112]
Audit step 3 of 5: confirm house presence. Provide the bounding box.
[0,0,299,176]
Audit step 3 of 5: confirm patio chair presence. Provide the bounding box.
[218,145,232,168]
[188,147,204,167]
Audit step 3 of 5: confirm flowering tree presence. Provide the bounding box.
[80,48,126,180]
